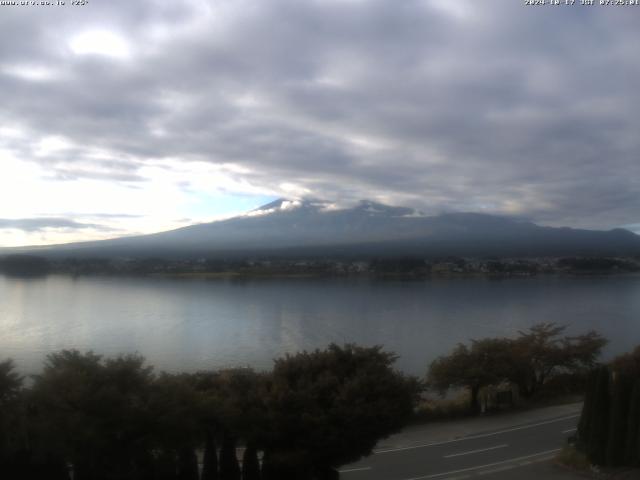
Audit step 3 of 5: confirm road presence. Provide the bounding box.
[340,405,581,480]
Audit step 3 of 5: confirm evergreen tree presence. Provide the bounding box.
[219,433,241,480]
[605,373,632,466]
[260,450,306,480]
[156,449,179,480]
[625,380,640,466]
[25,454,70,480]
[0,359,24,473]
[264,344,421,475]
[201,431,219,480]
[241,444,261,480]
[577,369,597,448]
[586,366,610,465]
[177,447,199,480]
[133,449,157,480]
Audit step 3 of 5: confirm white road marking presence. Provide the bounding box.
[376,414,579,454]
[400,448,561,480]
[475,454,555,476]
[339,466,372,473]
[477,464,516,475]
[562,427,577,434]
[443,444,508,459]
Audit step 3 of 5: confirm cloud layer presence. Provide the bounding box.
[1,0,640,244]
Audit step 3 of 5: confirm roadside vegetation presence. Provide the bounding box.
[573,346,640,469]
[2,326,635,478]
[424,323,607,416]
[0,344,421,480]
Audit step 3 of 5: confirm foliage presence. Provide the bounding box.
[557,257,640,272]
[241,444,260,480]
[219,433,241,480]
[0,359,22,405]
[427,323,607,412]
[1,343,421,479]
[428,338,514,412]
[369,257,429,275]
[606,373,633,467]
[413,392,473,422]
[556,445,591,471]
[30,350,156,480]
[0,359,25,474]
[510,323,607,397]
[610,345,640,377]
[625,381,640,466]
[201,432,219,480]
[0,255,50,277]
[576,346,640,468]
[262,343,421,478]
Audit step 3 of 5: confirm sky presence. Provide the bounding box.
[1,0,639,246]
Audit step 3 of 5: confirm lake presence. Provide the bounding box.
[1,274,639,376]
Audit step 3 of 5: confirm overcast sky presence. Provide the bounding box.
[1,0,639,246]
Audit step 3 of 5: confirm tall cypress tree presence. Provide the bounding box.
[24,453,71,480]
[177,447,199,480]
[606,373,632,466]
[241,444,261,480]
[133,449,157,480]
[219,433,241,480]
[577,369,597,448]
[202,432,219,480]
[586,365,610,465]
[156,450,179,480]
[625,380,640,466]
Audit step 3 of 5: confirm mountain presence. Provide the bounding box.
[7,199,640,259]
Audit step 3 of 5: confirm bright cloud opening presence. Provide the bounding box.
[2,64,59,82]
[69,30,131,58]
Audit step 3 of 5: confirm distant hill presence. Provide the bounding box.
[5,199,640,259]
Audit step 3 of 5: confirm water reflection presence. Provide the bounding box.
[1,274,639,375]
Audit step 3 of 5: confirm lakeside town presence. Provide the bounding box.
[2,254,640,278]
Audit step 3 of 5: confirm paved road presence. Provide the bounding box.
[340,407,581,480]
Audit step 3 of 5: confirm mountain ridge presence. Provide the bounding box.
[3,199,640,259]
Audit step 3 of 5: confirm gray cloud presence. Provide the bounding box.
[0,218,114,232]
[39,213,144,219]
[1,0,640,229]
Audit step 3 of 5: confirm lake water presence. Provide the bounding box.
[1,274,639,376]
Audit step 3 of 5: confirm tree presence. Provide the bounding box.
[585,366,611,465]
[242,444,261,480]
[606,373,633,466]
[428,324,607,410]
[201,431,219,480]
[625,380,640,466]
[612,346,640,466]
[262,344,421,478]
[577,346,640,467]
[0,359,22,404]
[219,432,241,480]
[0,359,26,478]
[510,323,606,397]
[428,338,515,412]
[30,350,156,480]
[577,369,597,449]
[0,255,50,277]
[611,345,640,377]
[149,373,203,480]
[191,368,268,480]
[177,447,199,480]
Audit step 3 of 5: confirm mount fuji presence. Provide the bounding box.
[8,199,640,259]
